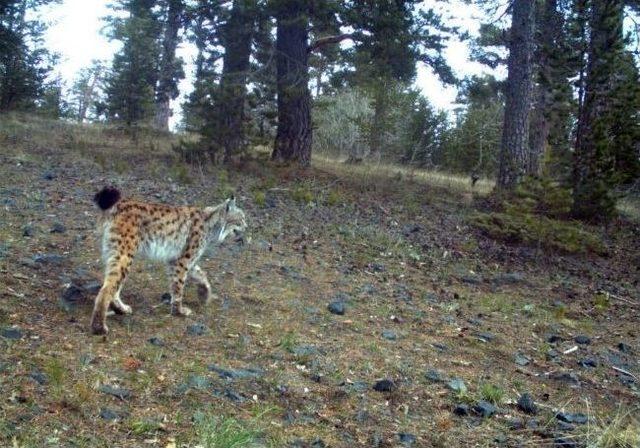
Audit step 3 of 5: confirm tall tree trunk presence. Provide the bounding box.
[497,0,535,189]
[218,0,257,163]
[369,81,389,161]
[154,0,183,131]
[572,0,623,220]
[271,0,312,167]
[528,0,560,176]
[78,68,101,122]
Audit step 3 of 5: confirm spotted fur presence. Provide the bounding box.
[90,187,247,335]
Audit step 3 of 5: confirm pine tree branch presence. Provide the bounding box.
[308,33,356,53]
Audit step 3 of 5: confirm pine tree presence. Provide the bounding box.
[70,60,105,122]
[496,0,535,189]
[154,0,185,131]
[105,0,162,127]
[0,0,55,111]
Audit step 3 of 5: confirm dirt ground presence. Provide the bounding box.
[0,115,638,447]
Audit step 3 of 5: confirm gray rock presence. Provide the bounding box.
[473,400,497,418]
[208,365,263,380]
[50,222,66,233]
[474,331,496,342]
[373,379,395,392]
[574,335,591,345]
[99,385,131,400]
[147,337,164,347]
[517,393,538,415]
[555,412,587,425]
[431,343,449,352]
[617,342,632,353]
[425,369,446,383]
[186,323,208,336]
[554,437,579,447]
[22,224,35,237]
[515,353,531,366]
[327,301,345,315]
[546,334,563,344]
[578,358,597,368]
[99,408,119,420]
[447,378,467,393]
[381,330,398,340]
[29,370,48,385]
[453,404,470,416]
[508,418,524,430]
[1,327,23,340]
[60,284,86,311]
[397,433,416,446]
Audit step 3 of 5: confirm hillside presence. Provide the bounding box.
[0,114,638,447]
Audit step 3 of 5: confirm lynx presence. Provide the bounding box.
[90,187,247,335]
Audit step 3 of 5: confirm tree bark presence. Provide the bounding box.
[154,0,183,131]
[271,0,312,167]
[497,0,535,189]
[217,0,257,163]
[572,0,623,220]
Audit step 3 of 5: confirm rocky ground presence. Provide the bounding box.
[0,115,639,447]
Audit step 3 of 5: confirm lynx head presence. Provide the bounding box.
[218,196,247,243]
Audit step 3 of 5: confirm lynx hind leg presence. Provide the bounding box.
[189,264,214,304]
[110,287,133,315]
[90,254,133,335]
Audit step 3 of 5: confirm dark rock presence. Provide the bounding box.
[208,365,263,380]
[369,262,385,272]
[397,432,416,446]
[327,301,345,315]
[517,393,538,415]
[22,224,35,237]
[526,419,539,429]
[461,275,482,285]
[381,330,397,341]
[447,378,467,393]
[42,171,56,180]
[515,353,531,366]
[554,437,579,448]
[60,283,85,307]
[555,412,587,425]
[50,222,66,233]
[577,358,597,368]
[425,369,446,383]
[99,385,131,400]
[473,400,497,418]
[453,404,470,416]
[29,370,48,385]
[431,343,449,352]
[556,421,575,431]
[550,372,580,385]
[160,292,171,304]
[147,337,165,347]
[574,335,591,345]
[546,334,563,344]
[186,323,208,336]
[617,342,632,353]
[507,418,524,430]
[1,327,23,340]
[83,281,102,294]
[546,349,560,360]
[99,408,119,421]
[33,253,65,265]
[373,379,395,392]
[310,438,327,448]
[474,331,495,342]
[222,388,245,403]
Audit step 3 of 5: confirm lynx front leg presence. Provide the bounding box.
[189,264,214,305]
[169,259,193,317]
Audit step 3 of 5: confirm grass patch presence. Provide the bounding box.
[194,414,261,448]
[277,331,298,353]
[479,383,505,405]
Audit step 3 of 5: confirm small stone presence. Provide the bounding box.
[99,385,131,400]
[574,335,591,345]
[555,412,587,425]
[223,388,245,403]
[33,253,65,265]
[474,331,495,342]
[515,353,531,366]
[578,358,597,368]
[617,342,632,353]
[546,349,559,360]
[381,330,397,340]
[453,404,470,416]
[431,343,449,352]
[160,292,171,304]
[327,301,345,315]
[187,323,208,336]
[554,437,578,448]
[546,334,563,344]
[1,327,23,340]
[473,400,497,418]
[447,378,467,393]
[550,372,580,385]
[397,432,416,446]
[99,408,119,421]
[147,337,165,347]
[50,222,66,233]
[507,418,524,430]
[29,370,48,385]
[517,393,538,415]
[425,369,446,383]
[22,224,35,237]
[42,171,56,180]
[373,379,395,392]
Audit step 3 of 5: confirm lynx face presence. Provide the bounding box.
[89,187,248,335]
